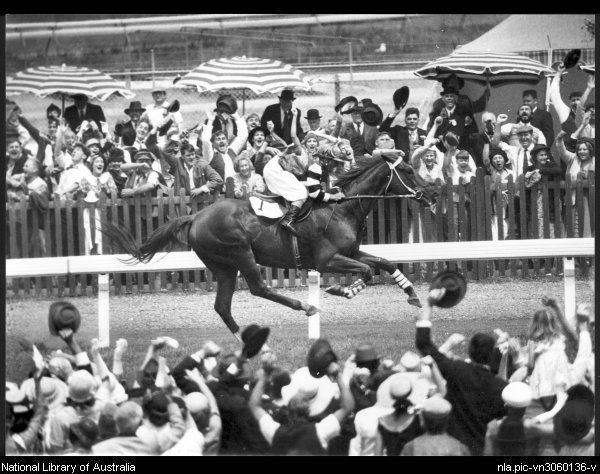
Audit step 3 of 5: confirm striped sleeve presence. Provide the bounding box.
[305,162,329,202]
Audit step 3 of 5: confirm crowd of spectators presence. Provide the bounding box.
[6,286,594,456]
[5,65,595,251]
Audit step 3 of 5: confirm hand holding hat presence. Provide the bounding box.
[428,271,467,308]
[562,49,582,70]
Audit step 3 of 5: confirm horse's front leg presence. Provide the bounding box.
[317,253,373,299]
[354,251,422,308]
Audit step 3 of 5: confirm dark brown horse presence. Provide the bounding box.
[103,156,434,338]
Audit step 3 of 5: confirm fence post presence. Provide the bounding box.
[98,273,110,347]
[563,257,576,323]
[334,74,340,108]
[307,271,321,340]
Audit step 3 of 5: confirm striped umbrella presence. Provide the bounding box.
[178,56,318,94]
[6,64,135,112]
[414,51,555,85]
[579,63,595,75]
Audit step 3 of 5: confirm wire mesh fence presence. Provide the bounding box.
[12,71,439,133]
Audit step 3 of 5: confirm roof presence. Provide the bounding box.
[457,14,595,53]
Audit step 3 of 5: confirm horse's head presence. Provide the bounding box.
[382,156,437,210]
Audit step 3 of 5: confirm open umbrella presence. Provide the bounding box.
[414,51,555,86]
[6,64,135,113]
[177,56,318,113]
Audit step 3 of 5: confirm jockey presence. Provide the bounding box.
[262,119,349,235]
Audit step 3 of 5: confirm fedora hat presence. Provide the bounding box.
[307,338,338,379]
[241,324,270,359]
[48,301,81,336]
[124,101,146,115]
[167,99,180,114]
[361,101,383,127]
[554,384,595,444]
[278,89,296,101]
[442,73,465,91]
[429,270,467,308]
[440,85,460,96]
[355,343,379,363]
[563,49,582,70]
[335,96,358,114]
[393,86,410,110]
[216,94,238,114]
[305,109,322,120]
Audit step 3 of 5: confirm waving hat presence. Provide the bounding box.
[48,301,81,336]
[216,94,238,114]
[241,324,270,359]
[307,338,338,378]
[563,49,582,70]
[393,86,410,110]
[429,270,467,308]
[361,99,384,127]
[335,96,359,114]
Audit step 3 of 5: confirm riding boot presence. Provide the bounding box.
[280,205,302,236]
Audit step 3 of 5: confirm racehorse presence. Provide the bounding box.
[102,155,435,339]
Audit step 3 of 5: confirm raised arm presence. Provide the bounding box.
[471,83,491,114]
[201,112,215,163]
[331,360,355,425]
[229,112,249,155]
[548,65,571,125]
[575,75,594,127]
[184,368,221,451]
[554,131,575,166]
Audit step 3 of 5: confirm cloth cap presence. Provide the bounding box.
[502,382,532,408]
[184,392,209,415]
[516,124,534,135]
[67,370,97,403]
[399,351,421,371]
[134,150,156,162]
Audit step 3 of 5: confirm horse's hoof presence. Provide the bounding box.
[408,296,423,308]
[325,284,344,296]
[306,305,320,316]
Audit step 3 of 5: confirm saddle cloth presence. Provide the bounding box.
[249,194,313,222]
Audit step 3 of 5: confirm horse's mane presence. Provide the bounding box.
[334,157,386,189]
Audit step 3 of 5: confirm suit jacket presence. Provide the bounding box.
[171,158,223,195]
[530,108,554,145]
[379,117,426,159]
[64,103,106,134]
[260,103,304,144]
[335,121,378,157]
[114,120,137,142]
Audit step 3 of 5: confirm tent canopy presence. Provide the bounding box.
[457,14,595,53]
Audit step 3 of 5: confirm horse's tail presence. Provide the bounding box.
[101,215,195,263]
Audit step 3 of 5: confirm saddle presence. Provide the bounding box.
[249,193,313,223]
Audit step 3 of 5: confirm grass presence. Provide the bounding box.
[5,276,594,384]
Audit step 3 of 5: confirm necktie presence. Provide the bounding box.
[283,111,292,144]
[522,149,529,175]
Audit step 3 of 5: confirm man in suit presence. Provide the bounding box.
[427,86,472,149]
[379,107,427,161]
[260,89,303,145]
[114,101,146,145]
[333,100,378,158]
[64,94,106,135]
[523,89,554,145]
[170,142,223,197]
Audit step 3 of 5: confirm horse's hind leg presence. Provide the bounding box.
[237,254,319,316]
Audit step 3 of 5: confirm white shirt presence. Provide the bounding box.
[498,142,534,180]
[56,163,94,197]
[258,413,341,451]
[349,405,393,456]
[354,123,364,135]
